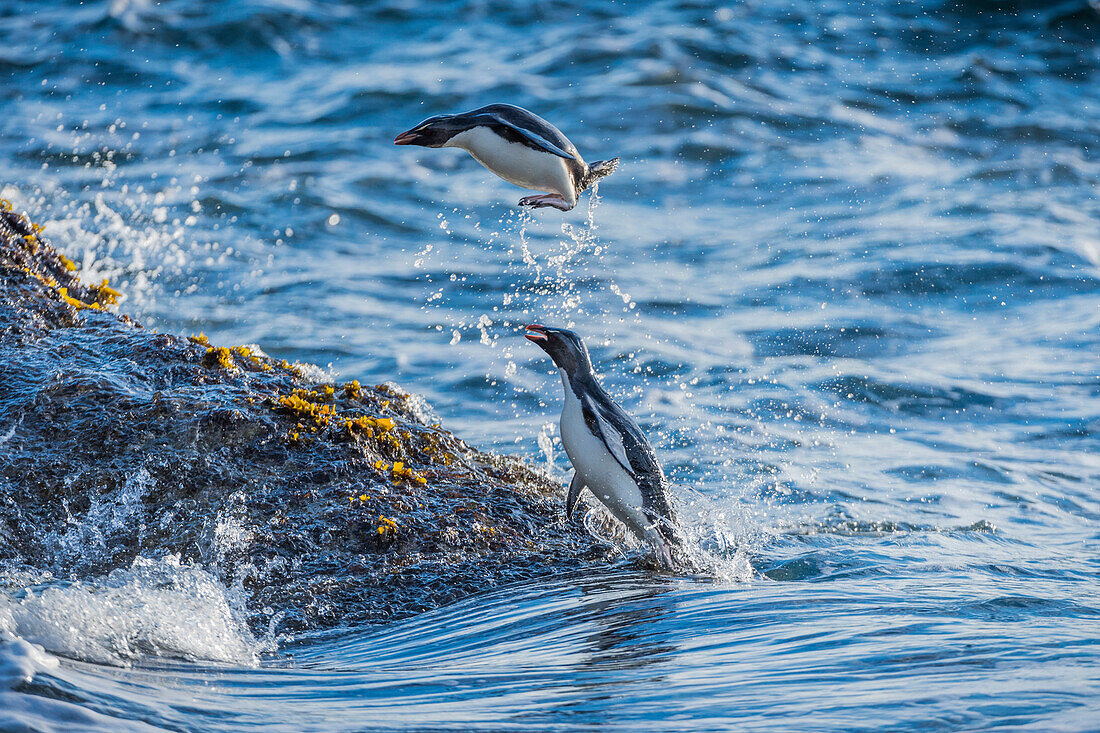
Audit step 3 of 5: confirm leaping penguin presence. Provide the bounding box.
[524,324,683,568]
[394,104,619,211]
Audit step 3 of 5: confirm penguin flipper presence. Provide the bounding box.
[472,113,578,161]
[580,395,634,479]
[566,472,587,522]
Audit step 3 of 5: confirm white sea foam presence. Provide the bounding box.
[0,635,159,732]
[0,634,58,689]
[381,381,441,425]
[0,556,264,667]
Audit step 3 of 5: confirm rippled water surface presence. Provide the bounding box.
[3,0,1100,729]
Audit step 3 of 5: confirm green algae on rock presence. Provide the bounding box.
[0,202,601,633]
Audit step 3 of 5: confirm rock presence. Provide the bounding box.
[0,201,599,633]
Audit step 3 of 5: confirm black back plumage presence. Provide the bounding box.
[571,373,681,545]
[457,104,582,161]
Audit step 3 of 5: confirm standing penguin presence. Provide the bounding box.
[524,324,683,568]
[394,104,618,211]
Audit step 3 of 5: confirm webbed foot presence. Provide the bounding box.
[518,194,573,211]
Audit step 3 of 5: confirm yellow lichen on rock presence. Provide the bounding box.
[232,345,272,372]
[194,334,281,375]
[93,279,121,306]
[270,383,433,485]
[21,265,57,289]
[206,346,238,371]
[275,389,336,430]
[375,459,427,485]
[343,415,377,438]
[57,286,103,311]
[20,248,113,311]
[376,515,398,536]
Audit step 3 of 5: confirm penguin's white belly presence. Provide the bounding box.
[446,127,575,202]
[558,389,651,539]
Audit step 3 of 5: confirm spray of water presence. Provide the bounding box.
[0,555,267,667]
[415,189,764,580]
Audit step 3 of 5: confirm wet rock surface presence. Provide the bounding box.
[0,203,599,633]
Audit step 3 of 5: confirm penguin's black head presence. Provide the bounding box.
[525,324,593,377]
[394,114,464,148]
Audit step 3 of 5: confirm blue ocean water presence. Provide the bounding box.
[2,0,1099,730]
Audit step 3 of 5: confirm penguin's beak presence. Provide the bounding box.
[524,324,549,343]
[393,129,421,145]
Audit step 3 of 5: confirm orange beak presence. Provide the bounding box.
[524,324,548,342]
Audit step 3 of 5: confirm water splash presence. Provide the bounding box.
[52,469,155,568]
[674,484,765,583]
[535,421,558,471]
[0,181,221,327]
[411,186,766,572]
[417,189,617,383]
[0,556,266,667]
